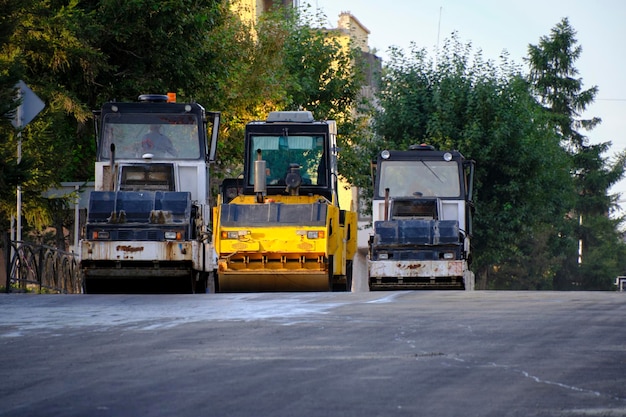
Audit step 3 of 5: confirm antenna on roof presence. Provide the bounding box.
[435,6,443,67]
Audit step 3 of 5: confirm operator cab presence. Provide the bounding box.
[372,144,474,232]
[96,109,205,162]
[240,111,339,202]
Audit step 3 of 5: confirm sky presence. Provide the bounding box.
[308,0,626,210]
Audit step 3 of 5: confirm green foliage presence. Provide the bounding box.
[281,8,370,191]
[204,5,366,185]
[0,148,34,230]
[0,0,102,231]
[85,0,226,104]
[527,18,601,149]
[282,11,361,118]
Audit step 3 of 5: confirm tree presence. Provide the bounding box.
[527,18,626,289]
[205,4,367,184]
[0,0,88,232]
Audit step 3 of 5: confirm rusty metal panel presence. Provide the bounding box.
[191,241,216,272]
[368,260,465,278]
[81,241,193,262]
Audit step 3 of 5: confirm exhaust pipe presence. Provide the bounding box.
[384,187,390,221]
[254,149,266,203]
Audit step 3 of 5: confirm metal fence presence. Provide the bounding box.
[4,241,82,293]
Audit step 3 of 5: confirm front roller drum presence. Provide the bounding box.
[217,270,330,292]
[216,252,335,292]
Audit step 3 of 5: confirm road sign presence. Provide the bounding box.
[11,80,45,129]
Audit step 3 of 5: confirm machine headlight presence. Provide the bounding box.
[442,252,455,260]
[381,150,390,159]
[164,231,182,240]
[221,230,249,239]
[93,231,109,239]
[222,231,238,239]
[443,152,452,161]
[306,230,325,239]
[378,253,389,260]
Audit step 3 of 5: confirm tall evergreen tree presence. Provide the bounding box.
[526,18,626,289]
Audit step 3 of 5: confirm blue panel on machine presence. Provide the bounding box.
[155,191,191,221]
[87,191,191,224]
[436,220,459,243]
[373,221,397,243]
[116,191,154,223]
[375,220,432,244]
[375,219,460,245]
[399,220,432,244]
[87,191,116,223]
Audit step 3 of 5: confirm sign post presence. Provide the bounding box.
[12,81,45,245]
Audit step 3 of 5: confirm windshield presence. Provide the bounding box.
[378,160,461,198]
[99,113,201,160]
[249,135,326,186]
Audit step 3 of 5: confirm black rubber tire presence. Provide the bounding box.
[193,271,208,294]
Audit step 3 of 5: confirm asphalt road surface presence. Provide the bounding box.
[1,291,625,417]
